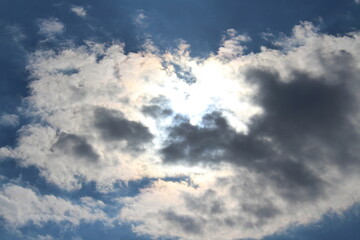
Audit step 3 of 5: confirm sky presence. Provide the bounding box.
[1,0,360,240]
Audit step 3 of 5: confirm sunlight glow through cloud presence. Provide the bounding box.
[2,9,360,239]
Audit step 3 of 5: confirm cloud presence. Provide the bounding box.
[38,18,64,37]
[120,168,360,240]
[120,22,360,239]
[93,107,153,151]
[217,29,250,60]
[0,113,19,127]
[0,43,172,190]
[161,61,359,201]
[133,10,148,28]
[52,133,100,163]
[71,6,87,17]
[0,184,109,227]
[35,235,55,240]
[1,21,360,239]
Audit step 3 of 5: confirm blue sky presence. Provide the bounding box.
[1,1,360,240]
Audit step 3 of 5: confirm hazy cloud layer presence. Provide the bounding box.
[1,22,360,239]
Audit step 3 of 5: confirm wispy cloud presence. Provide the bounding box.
[71,6,87,17]
[37,18,64,37]
[0,113,19,127]
[133,10,148,28]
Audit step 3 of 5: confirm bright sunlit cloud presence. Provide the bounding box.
[2,4,360,238]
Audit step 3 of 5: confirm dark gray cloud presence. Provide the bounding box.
[141,105,173,118]
[162,210,203,235]
[177,185,281,230]
[248,67,359,169]
[161,116,321,201]
[94,108,153,150]
[241,201,280,221]
[53,133,99,163]
[184,189,225,215]
[141,95,173,118]
[161,63,360,201]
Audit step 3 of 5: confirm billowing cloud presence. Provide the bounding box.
[1,21,360,239]
[120,170,359,240]
[0,184,108,227]
[120,22,360,239]
[217,29,250,60]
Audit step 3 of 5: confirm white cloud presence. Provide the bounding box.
[120,167,360,240]
[1,22,360,240]
[0,184,109,227]
[38,18,64,37]
[0,113,19,127]
[71,6,87,17]
[0,39,259,190]
[217,29,250,60]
